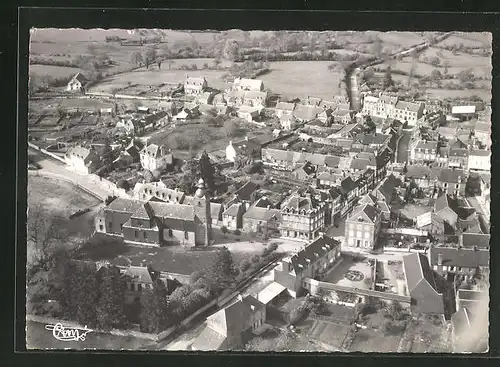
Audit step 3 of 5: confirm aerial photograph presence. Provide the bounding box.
[26,28,490,352]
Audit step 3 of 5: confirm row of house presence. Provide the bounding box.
[362,93,425,126]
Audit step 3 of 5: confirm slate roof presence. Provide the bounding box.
[123,266,154,284]
[406,165,432,180]
[340,176,358,193]
[439,169,465,183]
[402,253,444,314]
[395,100,422,112]
[289,235,341,274]
[235,181,259,201]
[281,192,321,212]
[460,233,490,249]
[348,203,380,224]
[148,201,195,221]
[185,76,207,85]
[191,326,227,351]
[416,140,438,150]
[429,246,490,268]
[350,158,372,171]
[141,143,170,158]
[211,203,223,219]
[107,198,144,213]
[379,94,398,105]
[223,203,242,217]
[376,174,401,202]
[358,193,378,205]
[71,72,87,84]
[356,133,391,146]
[243,199,281,221]
[233,78,263,91]
[244,90,267,101]
[469,149,490,157]
[232,138,261,155]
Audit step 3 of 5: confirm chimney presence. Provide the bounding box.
[245,136,249,141]
[237,294,243,302]
[437,253,443,266]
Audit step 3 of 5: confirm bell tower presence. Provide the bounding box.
[192,178,212,246]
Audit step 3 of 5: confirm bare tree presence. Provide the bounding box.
[27,202,68,267]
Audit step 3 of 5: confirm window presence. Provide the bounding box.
[365,241,369,247]
[455,184,459,189]
[135,230,138,238]
[168,229,173,237]
[109,222,113,229]
[138,284,142,292]
[144,232,148,239]
[120,223,123,230]
[99,225,103,231]
[184,231,189,240]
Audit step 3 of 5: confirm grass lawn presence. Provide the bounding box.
[350,327,402,352]
[436,33,491,48]
[89,69,228,94]
[79,233,254,275]
[259,61,344,100]
[29,64,82,78]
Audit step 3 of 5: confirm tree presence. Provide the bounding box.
[143,170,154,183]
[199,150,215,193]
[157,58,162,70]
[430,69,442,87]
[213,58,222,69]
[140,278,171,333]
[364,115,376,133]
[206,247,236,295]
[76,263,99,328]
[117,179,130,191]
[370,38,383,58]
[443,60,450,76]
[458,68,474,84]
[221,225,229,238]
[430,56,441,67]
[144,47,157,69]
[240,259,251,273]
[387,301,404,321]
[222,39,240,62]
[383,66,394,89]
[27,203,68,268]
[97,266,127,330]
[223,119,239,138]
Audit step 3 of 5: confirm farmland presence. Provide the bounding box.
[259,61,343,100]
[29,64,82,79]
[88,69,228,94]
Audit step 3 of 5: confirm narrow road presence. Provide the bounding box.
[466,195,490,228]
[396,131,412,164]
[29,148,113,200]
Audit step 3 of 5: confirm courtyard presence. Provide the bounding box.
[322,256,374,290]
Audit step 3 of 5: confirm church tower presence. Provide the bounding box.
[192,178,212,246]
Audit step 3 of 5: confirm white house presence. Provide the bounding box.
[236,106,260,122]
[468,150,490,172]
[280,114,297,131]
[66,72,87,92]
[139,143,173,172]
[231,77,264,91]
[184,76,207,95]
[64,145,101,174]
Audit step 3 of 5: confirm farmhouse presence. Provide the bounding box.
[436,168,466,196]
[275,101,296,118]
[222,203,246,230]
[242,197,281,235]
[66,72,87,92]
[428,246,489,279]
[225,137,262,163]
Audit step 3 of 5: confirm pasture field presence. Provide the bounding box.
[57,97,114,110]
[377,32,426,48]
[424,88,492,102]
[89,69,228,94]
[29,64,82,78]
[436,33,491,48]
[259,61,343,100]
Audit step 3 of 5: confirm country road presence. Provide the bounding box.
[28,148,113,200]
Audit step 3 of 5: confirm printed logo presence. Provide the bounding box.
[45,323,93,342]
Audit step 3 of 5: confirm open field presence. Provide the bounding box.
[424,88,492,101]
[58,98,114,110]
[29,64,82,78]
[89,69,228,94]
[78,234,254,275]
[436,33,491,49]
[259,61,342,100]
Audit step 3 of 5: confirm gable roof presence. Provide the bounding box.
[429,246,490,268]
[395,100,422,112]
[123,266,155,284]
[460,233,490,249]
[275,101,296,112]
[234,181,259,201]
[192,325,227,351]
[281,192,322,213]
[223,203,242,217]
[379,94,398,105]
[376,174,401,202]
[406,165,432,180]
[439,168,465,183]
[348,203,380,224]
[289,235,341,274]
[147,201,195,221]
[452,105,476,114]
[70,72,87,84]
[233,77,263,90]
[106,197,143,213]
[340,176,358,193]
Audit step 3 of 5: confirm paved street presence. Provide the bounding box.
[29,148,113,200]
[396,131,411,163]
